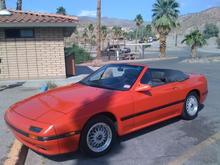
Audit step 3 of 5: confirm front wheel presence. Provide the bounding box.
[182,92,199,120]
[80,115,116,157]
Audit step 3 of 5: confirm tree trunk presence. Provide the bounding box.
[0,0,6,10]
[96,0,101,59]
[191,45,197,58]
[16,0,22,10]
[135,27,139,52]
[159,34,167,58]
[175,33,178,47]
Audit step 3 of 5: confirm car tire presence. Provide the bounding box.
[80,115,116,157]
[182,92,200,120]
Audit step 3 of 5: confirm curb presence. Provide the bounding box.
[80,57,178,67]
[4,140,28,165]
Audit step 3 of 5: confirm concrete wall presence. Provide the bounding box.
[0,28,66,80]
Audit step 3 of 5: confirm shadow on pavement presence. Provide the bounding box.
[120,117,181,142]
[0,82,25,92]
[41,141,124,165]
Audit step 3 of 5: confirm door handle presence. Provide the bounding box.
[173,87,179,90]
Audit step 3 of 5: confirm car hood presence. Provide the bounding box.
[11,83,115,121]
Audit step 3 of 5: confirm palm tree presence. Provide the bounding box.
[122,31,128,46]
[96,0,101,59]
[152,0,180,57]
[0,0,6,10]
[82,28,89,48]
[101,25,108,49]
[87,24,95,51]
[181,30,207,58]
[112,26,122,46]
[56,6,66,15]
[134,14,144,51]
[16,0,22,10]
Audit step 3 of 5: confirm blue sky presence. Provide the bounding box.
[6,0,220,21]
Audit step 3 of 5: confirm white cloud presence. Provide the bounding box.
[78,10,96,17]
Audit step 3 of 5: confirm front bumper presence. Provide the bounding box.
[5,110,81,155]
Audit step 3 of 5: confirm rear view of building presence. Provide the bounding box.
[0,10,78,80]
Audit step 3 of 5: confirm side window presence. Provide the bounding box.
[140,71,151,84]
[150,69,167,86]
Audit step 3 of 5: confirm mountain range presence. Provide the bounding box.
[79,7,220,34]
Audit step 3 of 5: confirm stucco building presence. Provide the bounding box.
[0,10,78,80]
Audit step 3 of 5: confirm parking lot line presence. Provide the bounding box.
[168,132,220,165]
[4,140,28,165]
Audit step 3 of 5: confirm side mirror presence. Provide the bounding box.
[135,84,152,92]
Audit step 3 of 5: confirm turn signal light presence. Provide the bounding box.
[29,134,38,140]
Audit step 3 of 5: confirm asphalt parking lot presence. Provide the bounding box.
[25,58,220,165]
[1,54,220,165]
[0,86,38,164]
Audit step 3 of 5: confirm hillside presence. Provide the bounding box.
[79,7,220,33]
[179,7,220,34]
[79,16,136,28]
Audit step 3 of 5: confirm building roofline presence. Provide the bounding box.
[0,22,77,28]
[9,10,79,21]
[0,9,79,28]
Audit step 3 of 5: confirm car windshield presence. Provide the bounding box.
[80,64,144,91]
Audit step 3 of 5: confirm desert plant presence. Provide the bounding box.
[152,0,180,57]
[182,30,207,58]
[56,6,66,15]
[203,23,219,39]
[65,44,93,64]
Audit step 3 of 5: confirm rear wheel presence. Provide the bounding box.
[182,92,199,120]
[80,115,116,157]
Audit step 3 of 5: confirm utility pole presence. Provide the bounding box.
[96,0,101,59]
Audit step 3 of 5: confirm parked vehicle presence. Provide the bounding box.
[5,64,208,157]
[101,45,120,56]
[102,45,131,57]
[121,47,131,54]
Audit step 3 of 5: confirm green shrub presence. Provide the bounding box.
[46,81,57,89]
[217,38,220,49]
[65,44,93,64]
[203,23,219,39]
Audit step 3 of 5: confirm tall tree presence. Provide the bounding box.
[96,0,101,59]
[134,14,144,51]
[112,26,122,45]
[56,6,66,15]
[101,25,108,49]
[87,24,95,51]
[0,0,6,10]
[82,28,89,48]
[181,30,207,58]
[152,0,180,57]
[122,31,128,46]
[16,0,22,10]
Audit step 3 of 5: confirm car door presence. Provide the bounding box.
[132,69,184,128]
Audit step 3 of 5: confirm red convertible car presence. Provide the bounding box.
[5,64,208,157]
